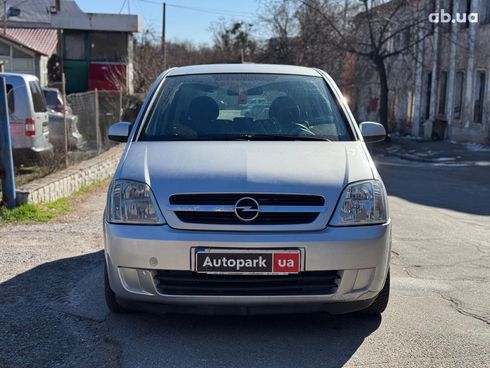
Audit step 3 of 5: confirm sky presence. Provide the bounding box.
[77,0,262,45]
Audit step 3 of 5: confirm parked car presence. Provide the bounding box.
[1,73,53,163]
[43,87,85,150]
[104,64,391,315]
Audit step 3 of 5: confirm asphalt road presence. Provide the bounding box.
[1,155,489,368]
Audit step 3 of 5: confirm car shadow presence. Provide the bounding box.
[0,250,382,367]
[112,309,381,367]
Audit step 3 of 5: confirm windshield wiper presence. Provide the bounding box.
[225,134,331,142]
[157,135,331,141]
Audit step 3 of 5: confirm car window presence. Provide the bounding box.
[44,90,58,109]
[139,73,353,141]
[6,84,14,113]
[29,81,47,113]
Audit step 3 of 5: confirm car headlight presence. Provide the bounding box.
[108,180,165,225]
[330,180,387,226]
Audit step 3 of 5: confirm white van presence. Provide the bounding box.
[0,73,53,163]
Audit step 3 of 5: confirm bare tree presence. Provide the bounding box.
[267,0,433,130]
[212,21,257,63]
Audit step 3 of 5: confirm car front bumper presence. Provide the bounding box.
[104,220,391,312]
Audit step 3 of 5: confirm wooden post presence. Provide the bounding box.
[119,89,123,121]
[62,73,68,167]
[95,88,101,154]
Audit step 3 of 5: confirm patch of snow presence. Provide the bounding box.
[385,146,400,152]
[433,157,457,161]
[475,161,490,167]
[401,135,425,141]
[431,162,471,167]
[464,143,490,152]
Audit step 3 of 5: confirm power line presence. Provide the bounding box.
[119,0,128,14]
[136,0,256,18]
[167,3,255,17]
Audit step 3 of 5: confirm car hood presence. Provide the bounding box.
[119,141,374,229]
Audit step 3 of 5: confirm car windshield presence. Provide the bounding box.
[139,73,353,141]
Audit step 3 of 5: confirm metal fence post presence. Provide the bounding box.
[0,77,16,208]
[94,88,101,154]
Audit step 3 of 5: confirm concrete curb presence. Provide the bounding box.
[16,145,124,205]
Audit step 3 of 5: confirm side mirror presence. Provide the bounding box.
[108,122,131,142]
[359,122,386,143]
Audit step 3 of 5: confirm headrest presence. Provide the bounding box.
[189,96,219,121]
[269,96,300,122]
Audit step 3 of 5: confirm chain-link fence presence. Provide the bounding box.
[11,87,126,188]
[67,89,123,155]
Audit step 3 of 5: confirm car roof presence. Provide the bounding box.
[43,87,60,92]
[0,72,39,82]
[166,64,322,77]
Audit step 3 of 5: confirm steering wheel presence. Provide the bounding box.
[282,121,315,136]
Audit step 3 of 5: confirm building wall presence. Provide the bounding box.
[35,55,49,87]
[62,30,133,94]
[445,23,490,143]
[0,39,47,86]
[0,40,36,75]
[350,0,490,144]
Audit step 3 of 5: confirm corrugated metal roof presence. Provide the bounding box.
[0,28,57,56]
[0,0,52,24]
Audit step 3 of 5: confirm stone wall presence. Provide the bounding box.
[16,145,124,205]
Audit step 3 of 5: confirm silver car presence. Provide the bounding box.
[104,64,391,315]
[43,87,85,150]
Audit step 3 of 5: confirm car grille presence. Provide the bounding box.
[169,193,325,226]
[170,193,325,206]
[175,211,318,225]
[154,270,340,296]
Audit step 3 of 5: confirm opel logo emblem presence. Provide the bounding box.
[234,197,260,222]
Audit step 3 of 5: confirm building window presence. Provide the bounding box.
[0,42,9,56]
[90,32,127,62]
[473,71,486,123]
[454,71,464,119]
[438,71,448,115]
[65,32,85,60]
[29,81,47,113]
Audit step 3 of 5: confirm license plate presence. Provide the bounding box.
[195,249,301,275]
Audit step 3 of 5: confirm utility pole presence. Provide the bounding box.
[3,0,7,35]
[0,76,16,208]
[56,0,64,87]
[162,2,167,70]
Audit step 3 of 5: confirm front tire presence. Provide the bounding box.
[362,270,390,315]
[104,265,130,313]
